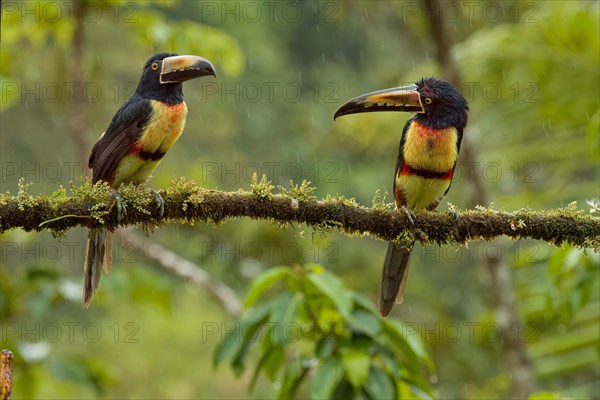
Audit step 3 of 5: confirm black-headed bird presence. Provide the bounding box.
[334,77,469,317]
[84,53,216,307]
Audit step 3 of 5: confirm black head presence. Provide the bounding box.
[135,52,216,104]
[334,76,468,131]
[413,77,468,130]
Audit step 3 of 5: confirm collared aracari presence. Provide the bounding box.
[84,52,216,307]
[334,77,469,317]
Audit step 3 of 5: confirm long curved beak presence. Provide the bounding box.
[160,55,216,84]
[334,84,424,120]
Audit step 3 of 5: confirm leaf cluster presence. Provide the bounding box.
[214,264,435,399]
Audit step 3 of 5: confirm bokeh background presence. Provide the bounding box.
[1,0,599,398]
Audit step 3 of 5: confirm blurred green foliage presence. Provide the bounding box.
[215,265,434,399]
[1,0,598,398]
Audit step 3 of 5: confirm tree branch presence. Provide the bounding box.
[1,178,598,251]
[0,349,12,400]
[116,230,243,316]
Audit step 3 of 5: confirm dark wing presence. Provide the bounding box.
[89,98,152,184]
[392,116,415,208]
[441,126,464,197]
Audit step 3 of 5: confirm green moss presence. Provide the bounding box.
[250,173,274,200]
[279,179,317,202]
[371,190,393,211]
[0,193,9,207]
[323,194,360,208]
[119,183,151,216]
[16,178,35,211]
[1,180,598,252]
[51,186,67,199]
[66,178,117,224]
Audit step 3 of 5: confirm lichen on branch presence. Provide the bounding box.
[1,176,599,251]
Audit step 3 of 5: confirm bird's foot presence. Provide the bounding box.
[109,188,127,222]
[150,189,164,218]
[401,206,416,226]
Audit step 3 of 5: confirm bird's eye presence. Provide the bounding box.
[424,97,432,104]
[151,62,159,71]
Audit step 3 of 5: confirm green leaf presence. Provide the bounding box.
[261,346,286,382]
[398,381,433,400]
[380,321,434,395]
[244,266,290,309]
[380,347,401,381]
[311,357,344,400]
[383,319,434,373]
[341,349,370,388]
[278,356,308,399]
[363,367,396,400]
[527,392,561,400]
[307,267,353,319]
[352,292,380,315]
[315,337,337,359]
[272,292,304,346]
[232,311,272,376]
[331,379,357,399]
[213,328,243,370]
[249,346,286,392]
[266,293,293,346]
[347,310,382,338]
[213,303,271,369]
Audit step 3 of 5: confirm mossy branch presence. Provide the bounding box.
[1,177,599,251]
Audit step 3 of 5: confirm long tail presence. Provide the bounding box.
[379,241,413,317]
[83,229,112,308]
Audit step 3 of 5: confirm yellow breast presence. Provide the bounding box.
[139,100,188,153]
[113,100,187,187]
[402,121,458,172]
[395,174,452,210]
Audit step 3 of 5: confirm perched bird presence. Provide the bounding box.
[84,52,216,307]
[334,77,469,317]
